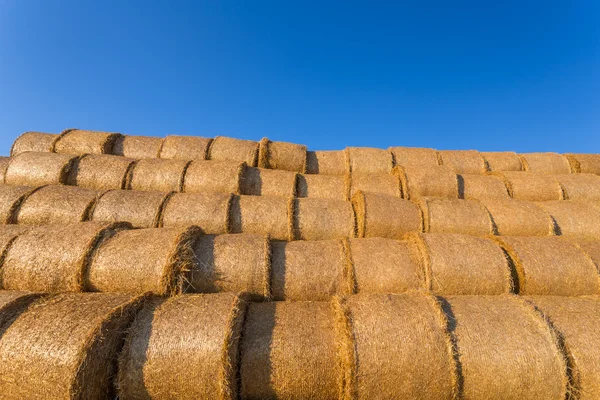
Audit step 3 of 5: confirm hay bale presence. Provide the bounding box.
[420,198,494,236]
[438,149,486,174]
[305,150,346,175]
[90,190,169,228]
[520,152,572,174]
[0,225,31,266]
[0,185,38,224]
[183,160,244,194]
[445,295,568,400]
[457,174,510,200]
[496,236,599,295]
[54,129,121,155]
[4,152,77,186]
[481,151,524,171]
[0,157,9,183]
[240,167,297,197]
[390,146,440,168]
[349,173,401,198]
[555,173,600,200]
[574,240,600,267]
[87,226,200,295]
[495,171,564,201]
[68,154,136,190]
[160,192,231,234]
[10,131,60,155]
[0,291,42,329]
[188,233,269,299]
[159,134,212,160]
[350,237,424,294]
[118,293,246,400]
[230,195,293,240]
[293,197,355,240]
[271,239,351,301]
[112,135,165,159]
[296,174,348,200]
[241,301,340,399]
[396,165,459,199]
[208,136,259,166]
[566,153,600,174]
[537,200,600,238]
[17,185,100,225]
[258,137,307,172]
[345,147,393,174]
[480,199,554,236]
[127,159,190,192]
[353,191,422,238]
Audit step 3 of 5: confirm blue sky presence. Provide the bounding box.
[0,1,598,155]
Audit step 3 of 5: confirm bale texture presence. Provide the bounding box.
[0,185,38,224]
[496,171,564,201]
[118,293,246,400]
[520,152,572,174]
[127,158,189,192]
[230,195,292,240]
[68,154,136,190]
[240,167,297,197]
[0,290,42,329]
[4,152,77,186]
[112,135,164,159]
[458,174,509,200]
[208,136,259,166]
[345,147,393,174]
[305,150,347,175]
[91,190,169,228]
[159,135,212,160]
[396,165,459,199]
[438,150,486,174]
[183,160,244,194]
[390,146,440,168]
[575,240,600,267]
[566,153,600,175]
[258,138,307,172]
[54,129,121,155]
[555,173,600,201]
[294,197,355,240]
[481,151,523,171]
[421,198,494,236]
[0,225,32,264]
[10,131,59,155]
[353,191,422,238]
[296,174,348,200]
[160,192,231,234]
[349,173,401,198]
[537,201,600,238]
[480,199,554,236]
[0,156,9,183]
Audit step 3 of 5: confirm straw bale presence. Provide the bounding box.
[0,185,38,224]
[240,167,297,197]
[0,225,31,265]
[0,292,146,399]
[208,136,259,166]
[346,147,393,174]
[496,236,599,295]
[353,191,422,238]
[112,135,165,159]
[229,195,292,240]
[555,173,600,200]
[10,131,60,155]
[160,192,231,234]
[445,295,568,400]
[0,291,42,329]
[0,157,9,183]
[396,165,459,199]
[241,301,339,399]
[4,152,77,186]
[258,138,307,172]
[296,174,348,200]
[159,135,212,160]
[566,153,600,174]
[350,237,424,294]
[305,150,347,175]
[17,185,100,225]
[457,174,509,200]
[438,149,486,174]
[421,198,494,236]
[189,233,269,298]
[520,152,572,174]
[481,151,523,171]
[390,146,440,168]
[118,293,246,400]
[183,160,244,194]
[68,154,136,190]
[537,200,600,238]
[495,171,564,201]
[293,197,355,240]
[480,199,554,236]
[91,190,169,228]
[349,173,401,198]
[127,158,190,192]
[54,129,121,155]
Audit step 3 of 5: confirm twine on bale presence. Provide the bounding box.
[4,152,78,187]
[305,150,347,175]
[159,135,212,160]
[10,131,60,156]
[68,154,137,190]
[91,189,172,228]
[481,151,524,172]
[520,152,572,174]
[395,165,459,199]
[437,150,487,174]
[296,174,349,200]
[457,174,510,200]
[257,137,307,172]
[293,197,356,240]
[126,158,191,192]
[240,167,298,197]
[348,173,402,198]
[493,171,565,201]
[480,199,555,236]
[537,200,600,238]
[418,198,494,236]
[390,146,440,168]
[0,185,40,224]
[345,147,394,175]
[54,129,121,155]
[566,153,600,175]
[230,195,294,240]
[555,173,600,201]
[160,192,232,234]
[183,160,245,194]
[207,136,259,166]
[112,135,165,159]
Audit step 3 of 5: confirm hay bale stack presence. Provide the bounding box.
[0,185,38,224]
[566,153,600,174]
[112,135,165,159]
[353,191,422,238]
[189,233,269,299]
[445,295,568,400]
[537,200,600,238]
[481,151,524,171]
[161,192,231,234]
[118,293,246,400]
[555,173,600,200]
[0,292,145,399]
[349,173,402,198]
[0,290,42,328]
[390,146,440,168]
[296,174,348,200]
[208,136,259,166]
[91,190,170,228]
[495,171,564,201]
[159,134,212,160]
[396,165,459,199]
[183,160,244,194]
[480,199,554,236]
[10,131,59,155]
[438,149,486,174]
[258,138,307,172]
[241,301,340,399]
[0,156,9,183]
[54,129,121,155]
[496,236,599,295]
[230,195,293,240]
[420,198,494,236]
[293,197,355,240]
[68,154,136,190]
[127,159,190,192]
[305,150,346,175]
[520,152,572,174]
[240,167,297,197]
[4,152,77,186]
[458,174,510,200]
[346,147,393,174]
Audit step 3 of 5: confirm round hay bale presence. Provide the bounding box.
[350,237,424,294]
[293,197,355,240]
[208,136,259,166]
[494,171,564,201]
[127,158,190,192]
[159,134,212,160]
[566,153,600,175]
[345,147,393,174]
[0,291,43,330]
[438,149,486,174]
[457,174,510,200]
[537,200,600,238]
[305,150,346,175]
[240,301,340,400]
[0,156,9,183]
[496,236,599,296]
[230,195,293,240]
[353,191,422,239]
[112,135,165,159]
[395,165,459,199]
[0,292,146,399]
[54,129,121,155]
[555,173,600,201]
[118,293,246,400]
[87,226,201,295]
[240,167,297,197]
[349,173,402,198]
[445,295,568,400]
[160,192,231,233]
[481,151,524,171]
[296,174,348,200]
[183,159,244,194]
[0,225,32,266]
[188,233,270,299]
[16,185,100,225]
[0,185,38,224]
[390,146,440,168]
[10,131,60,156]
[91,189,170,228]
[271,239,352,301]
[68,154,136,190]
[520,152,572,174]
[480,199,554,236]
[4,152,77,187]
[420,198,494,236]
[257,137,307,172]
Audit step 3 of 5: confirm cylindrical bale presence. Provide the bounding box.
[4,152,77,186]
[296,174,348,200]
[10,131,60,156]
[16,185,100,225]
[341,293,457,399]
[353,191,422,238]
[230,195,293,240]
[520,152,572,174]
[345,147,393,174]
[240,167,297,197]
[54,129,121,155]
[293,197,355,240]
[496,236,599,296]
[160,192,231,234]
[159,134,212,160]
[480,199,554,236]
[127,158,190,192]
[390,146,440,168]
[481,151,524,171]
[240,301,340,400]
[0,292,146,400]
[438,149,487,174]
[0,156,9,183]
[555,173,600,201]
[537,200,600,238]
[350,237,425,294]
[457,174,509,200]
[0,290,43,328]
[0,225,31,263]
[305,150,347,175]
[0,185,38,224]
[188,233,269,299]
[208,136,259,166]
[445,295,568,400]
[68,154,136,190]
[257,138,307,172]
[420,198,494,236]
[495,171,564,201]
[349,173,401,198]
[183,160,244,194]
[566,153,600,174]
[87,226,200,295]
[118,293,246,400]
[271,239,351,301]
[112,135,165,159]
[396,165,459,199]
[91,190,169,228]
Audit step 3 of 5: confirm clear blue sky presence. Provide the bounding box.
[1,1,598,155]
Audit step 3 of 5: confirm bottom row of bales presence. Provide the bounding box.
[0,291,598,399]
